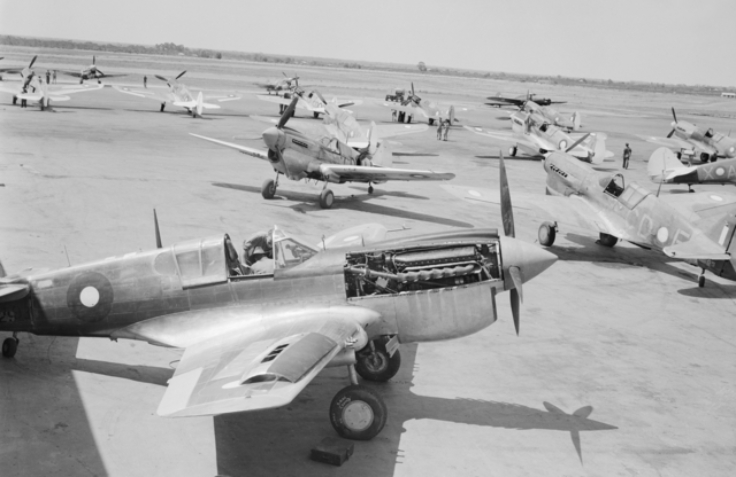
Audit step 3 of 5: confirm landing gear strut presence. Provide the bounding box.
[356,338,401,382]
[2,334,19,358]
[329,365,387,440]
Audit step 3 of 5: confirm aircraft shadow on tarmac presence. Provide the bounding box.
[213,343,617,476]
[211,182,474,228]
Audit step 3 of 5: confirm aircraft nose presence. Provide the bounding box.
[670,121,677,128]
[499,236,557,287]
[262,127,285,151]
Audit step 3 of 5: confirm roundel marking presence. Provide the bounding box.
[67,272,114,323]
[559,140,568,150]
[656,227,669,243]
[710,195,724,202]
[715,167,725,176]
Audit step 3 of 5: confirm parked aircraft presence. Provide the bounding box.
[58,55,127,84]
[648,147,736,190]
[112,71,241,116]
[0,169,557,441]
[0,55,39,93]
[485,91,565,108]
[465,111,611,164]
[641,108,736,163]
[256,73,300,94]
[257,88,362,118]
[0,77,102,110]
[192,97,454,208]
[380,83,460,125]
[522,101,581,132]
[444,150,736,287]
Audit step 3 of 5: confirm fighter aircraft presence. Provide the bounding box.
[444,149,736,288]
[191,96,454,208]
[58,55,128,84]
[0,76,103,110]
[257,88,362,118]
[465,111,611,164]
[0,55,39,94]
[0,168,557,441]
[485,90,565,108]
[256,72,301,94]
[640,108,736,163]
[112,71,241,116]
[522,100,581,132]
[380,83,460,125]
[648,147,736,190]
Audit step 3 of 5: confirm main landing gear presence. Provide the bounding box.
[368,183,374,195]
[2,334,19,358]
[329,337,399,440]
[598,233,618,248]
[261,173,279,199]
[319,187,335,209]
[538,222,557,246]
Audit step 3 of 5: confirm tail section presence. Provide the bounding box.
[367,121,393,167]
[648,147,686,182]
[195,91,204,118]
[588,133,606,165]
[572,112,581,131]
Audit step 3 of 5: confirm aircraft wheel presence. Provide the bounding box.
[12,96,17,105]
[2,337,18,358]
[676,152,682,160]
[356,340,401,382]
[428,118,435,126]
[160,103,166,112]
[319,189,335,209]
[406,115,412,124]
[398,112,405,123]
[710,155,718,163]
[329,384,387,440]
[509,146,517,157]
[698,275,706,288]
[538,222,556,246]
[261,178,277,199]
[700,152,710,163]
[313,112,320,119]
[368,184,374,194]
[598,233,618,248]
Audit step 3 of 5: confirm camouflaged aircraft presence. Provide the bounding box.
[641,108,736,163]
[0,166,557,441]
[380,82,462,126]
[521,100,581,132]
[465,111,611,164]
[256,88,362,119]
[0,55,38,92]
[648,147,736,191]
[191,96,454,208]
[113,71,241,117]
[255,72,301,95]
[0,76,102,111]
[58,55,128,84]
[485,90,565,109]
[444,150,736,288]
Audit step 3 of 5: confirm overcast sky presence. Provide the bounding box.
[1,0,734,86]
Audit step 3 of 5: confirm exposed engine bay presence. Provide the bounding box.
[344,242,500,298]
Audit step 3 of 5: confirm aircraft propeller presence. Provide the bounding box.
[498,150,522,335]
[262,95,300,165]
[666,107,678,138]
[155,70,187,85]
[154,209,163,249]
[407,82,421,105]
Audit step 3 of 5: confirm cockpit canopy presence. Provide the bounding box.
[271,227,318,270]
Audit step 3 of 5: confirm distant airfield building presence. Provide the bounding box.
[722,92,736,99]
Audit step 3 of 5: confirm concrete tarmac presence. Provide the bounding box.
[1,49,735,476]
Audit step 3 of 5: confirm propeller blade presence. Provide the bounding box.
[671,107,677,124]
[282,72,288,78]
[565,133,591,153]
[277,96,299,129]
[315,90,327,105]
[154,209,163,249]
[176,70,187,80]
[29,55,37,68]
[154,75,169,83]
[508,267,523,335]
[666,129,676,139]
[499,150,515,238]
[411,82,415,97]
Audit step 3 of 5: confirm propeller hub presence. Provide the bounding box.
[499,236,557,290]
[670,121,677,128]
[262,127,286,151]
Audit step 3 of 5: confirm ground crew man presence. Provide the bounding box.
[442,119,451,141]
[242,228,274,269]
[623,143,632,169]
[46,70,51,84]
[143,75,147,88]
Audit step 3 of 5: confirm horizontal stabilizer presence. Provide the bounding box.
[663,239,730,261]
[0,284,30,303]
[648,147,690,182]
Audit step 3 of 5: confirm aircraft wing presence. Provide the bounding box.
[638,135,694,151]
[463,125,538,151]
[113,85,169,102]
[657,191,736,223]
[0,83,21,95]
[190,133,269,161]
[320,164,454,183]
[256,94,319,111]
[48,84,104,95]
[204,93,242,103]
[663,236,731,261]
[335,99,362,108]
[155,305,380,417]
[442,184,639,240]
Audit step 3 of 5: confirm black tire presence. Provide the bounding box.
[428,118,435,126]
[698,275,706,288]
[676,152,682,160]
[319,189,335,209]
[509,146,517,157]
[2,337,18,358]
[356,340,401,382]
[398,112,405,123]
[700,152,709,163]
[538,222,556,246]
[406,115,412,124]
[160,103,165,112]
[313,112,319,119]
[710,155,718,163]
[329,385,387,440]
[261,178,277,199]
[368,184,374,195]
[599,233,618,248]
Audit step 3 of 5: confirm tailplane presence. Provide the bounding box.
[648,147,686,182]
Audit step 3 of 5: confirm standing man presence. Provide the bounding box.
[442,119,451,141]
[436,118,444,140]
[623,143,632,169]
[52,70,57,84]
[143,75,147,88]
[45,70,51,85]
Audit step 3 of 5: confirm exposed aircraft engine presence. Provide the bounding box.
[343,243,501,298]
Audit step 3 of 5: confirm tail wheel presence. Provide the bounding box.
[261,178,277,199]
[538,222,556,246]
[319,189,335,209]
[710,155,718,163]
[329,385,387,440]
[598,233,618,248]
[2,337,18,358]
[313,112,320,119]
[160,103,166,112]
[356,340,401,382]
[698,275,706,288]
[509,147,517,157]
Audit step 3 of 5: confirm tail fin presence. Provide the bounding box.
[195,91,204,118]
[648,147,686,182]
[588,133,606,165]
[572,112,581,131]
[368,121,393,167]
